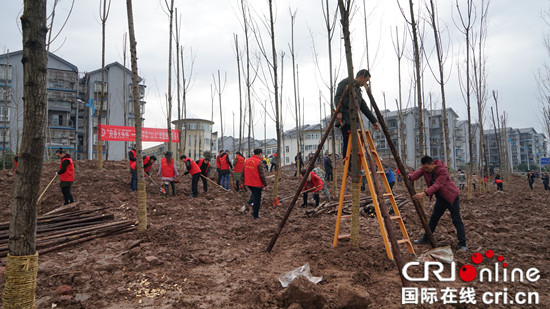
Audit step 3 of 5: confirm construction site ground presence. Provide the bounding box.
[0,160,549,308]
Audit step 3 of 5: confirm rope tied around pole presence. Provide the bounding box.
[2,253,39,308]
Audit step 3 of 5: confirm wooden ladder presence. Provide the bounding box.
[332,129,415,260]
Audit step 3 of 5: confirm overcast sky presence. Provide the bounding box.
[1,0,548,144]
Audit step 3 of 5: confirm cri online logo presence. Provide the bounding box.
[402,249,540,283]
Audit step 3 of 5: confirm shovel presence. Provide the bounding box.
[200,174,229,192]
[145,173,166,194]
[273,185,321,206]
[37,173,58,204]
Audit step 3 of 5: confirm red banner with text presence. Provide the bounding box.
[98,124,179,142]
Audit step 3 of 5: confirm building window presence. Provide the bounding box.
[0,105,9,121]
[286,146,290,153]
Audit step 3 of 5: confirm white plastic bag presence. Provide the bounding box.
[278,263,323,288]
[417,245,454,264]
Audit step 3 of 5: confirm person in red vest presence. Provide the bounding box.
[218,150,233,190]
[243,148,268,219]
[13,155,19,175]
[196,157,211,192]
[233,152,246,192]
[130,155,156,174]
[299,169,323,207]
[129,145,137,191]
[55,148,75,205]
[157,151,179,197]
[494,174,504,191]
[215,150,223,185]
[180,154,202,197]
[140,155,157,175]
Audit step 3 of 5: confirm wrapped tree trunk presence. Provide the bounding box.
[3,1,48,306]
[126,0,147,231]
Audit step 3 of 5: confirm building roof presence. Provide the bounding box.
[284,123,324,135]
[431,108,459,118]
[0,50,78,72]
[172,118,215,125]
[85,61,143,83]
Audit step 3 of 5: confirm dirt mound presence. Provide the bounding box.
[0,161,549,308]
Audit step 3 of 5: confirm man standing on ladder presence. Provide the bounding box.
[334,69,380,156]
[409,156,468,251]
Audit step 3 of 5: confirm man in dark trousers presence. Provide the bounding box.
[409,156,467,251]
[527,171,535,190]
[180,155,202,197]
[324,154,333,181]
[216,150,223,185]
[129,145,137,191]
[243,148,268,220]
[334,69,380,156]
[270,153,278,172]
[233,152,246,192]
[218,150,233,190]
[55,148,75,205]
[196,157,211,192]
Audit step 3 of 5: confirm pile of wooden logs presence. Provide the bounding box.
[305,194,411,217]
[0,208,136,258]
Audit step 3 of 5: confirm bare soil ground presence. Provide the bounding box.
[0,160,549,308]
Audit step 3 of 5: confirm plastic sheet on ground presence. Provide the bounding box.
[416,246,454,264]
[278,263,323,288]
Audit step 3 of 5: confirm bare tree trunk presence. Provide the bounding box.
[2,51,9,170]
[456,0,474,199]
[3,1,47,305]
[321,0,339,195]
[214,70,226,151]
[239,0,253,155]
[289,9,301,176]
[234,34,243,153]
[165,0,174,152]
[123,33,128,160]
[490,105,501,171]
[392,26,407,164]
[408,0,424,161]
[97,0,111,169]
[475,0,490,185]
[175,9,182,157]
[428,0,450,167]
[338,0,409,288]
[337,0,360,248]
[126,0,147,231]
[210,84,214,155]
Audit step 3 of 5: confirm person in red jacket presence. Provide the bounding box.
[55,148,75,205]
[409,156,467,251]
[299,169,323,207]
[129,145,137,191]
[180,154,202,197]
[196,157,211,192]
[218,150,233,190]
[132,155,157,175]
[233,152,246,192]
[143,155,157,175]
[243,149,268,219]
[215,150,223,185]
[13,155,19,175]
[494,174,504,191]
[157,152,179,197]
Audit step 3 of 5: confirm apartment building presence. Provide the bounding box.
[81,62,146,160]
[0,50,79,157]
